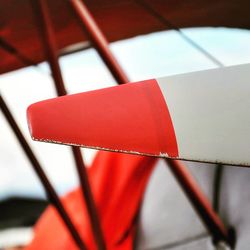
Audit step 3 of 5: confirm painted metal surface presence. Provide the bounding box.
[158,63,250,166]
[26,79,176,155]
[27,63,250,167]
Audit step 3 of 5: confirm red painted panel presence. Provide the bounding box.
[27,79,178,157]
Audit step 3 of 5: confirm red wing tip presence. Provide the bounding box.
[26,104,35,138]
[26,100,48,140]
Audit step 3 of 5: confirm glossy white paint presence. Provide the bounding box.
[157,63,250,166]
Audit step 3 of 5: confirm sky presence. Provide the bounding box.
[1,27,250,200]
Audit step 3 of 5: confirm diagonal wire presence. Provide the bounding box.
[0,37,50,76]
[135,0,224,68]
[0,37,38,66]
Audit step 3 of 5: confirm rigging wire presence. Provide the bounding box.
[0,37,90,78]
[135,0,224,67]
[0,37,38,66]
[0,37,49,77]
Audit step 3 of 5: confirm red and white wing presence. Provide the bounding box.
[27,63,250,166]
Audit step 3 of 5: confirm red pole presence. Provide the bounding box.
[70,0,129,84]
[70,0,230,245]
[32,0,106,249]
[0,95,86,250]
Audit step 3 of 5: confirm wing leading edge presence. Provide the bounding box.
[27,63,250,166]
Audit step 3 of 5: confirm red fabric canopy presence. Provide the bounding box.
[25,151,157,249]
[1,0,250,75]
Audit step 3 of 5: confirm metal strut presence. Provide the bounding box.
[31,0,106,249]
[70,0,230,245]
[70,0,129,84]
[0,94,86,250]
